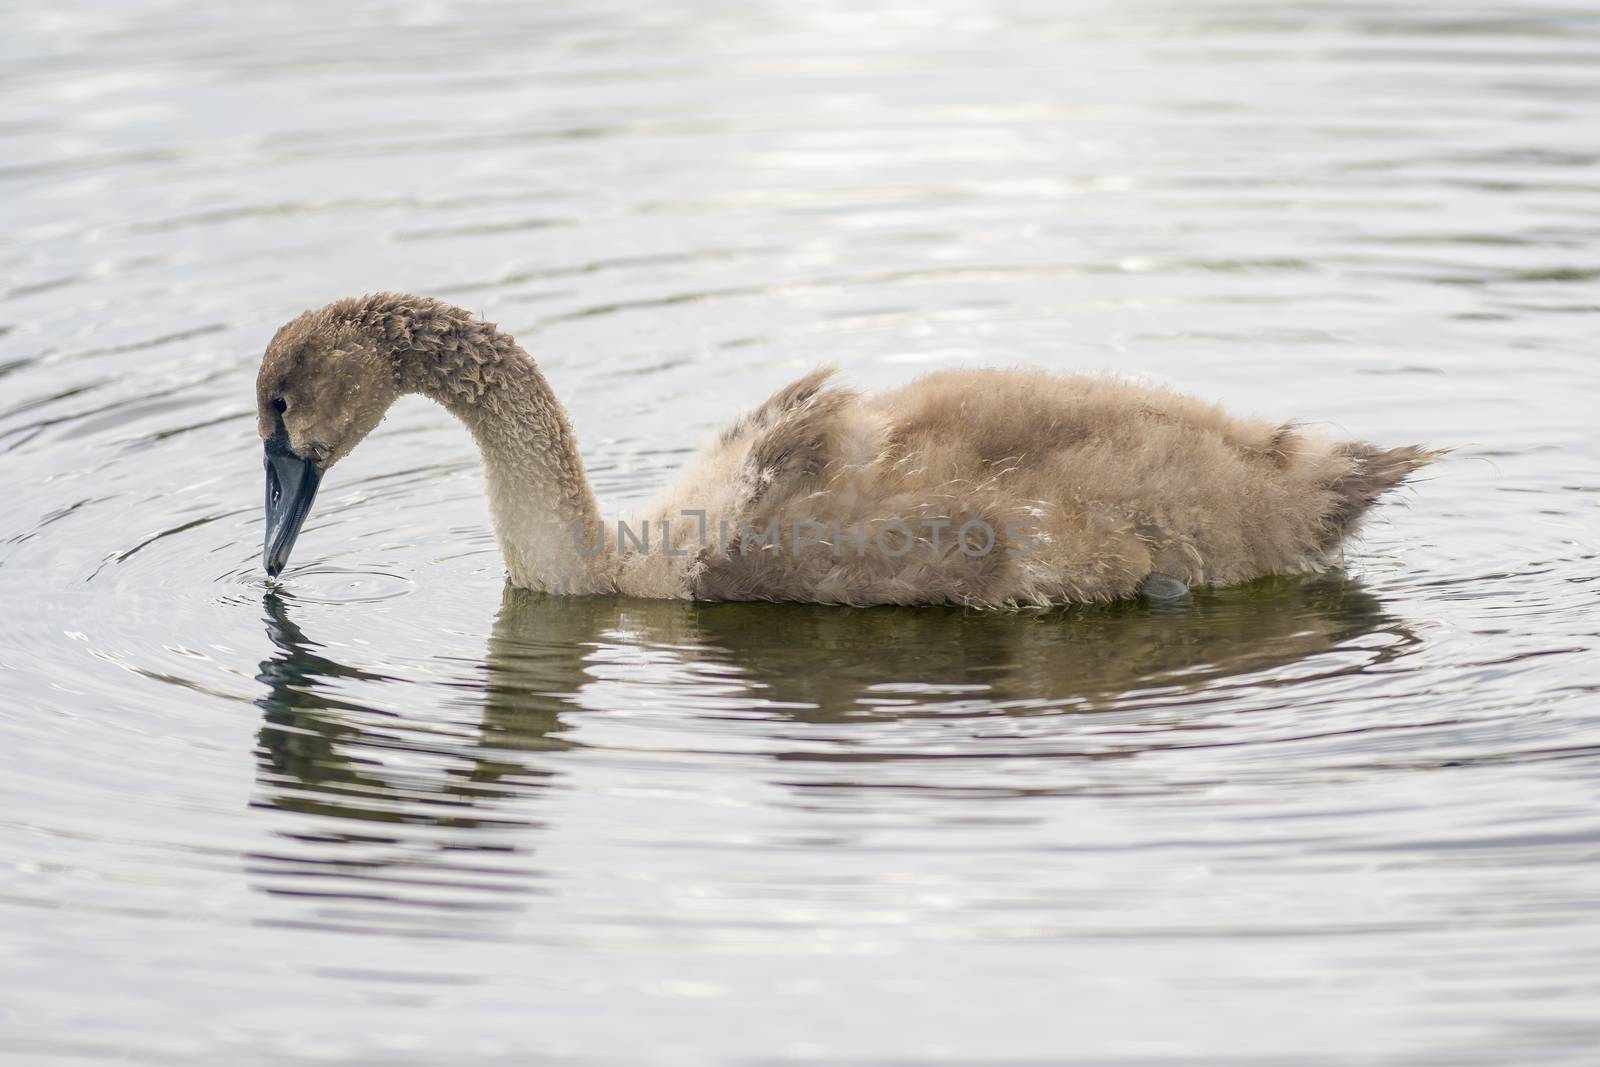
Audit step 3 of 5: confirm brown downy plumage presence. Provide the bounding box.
[256,293,1439,606]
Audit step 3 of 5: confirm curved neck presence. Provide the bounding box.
[349,296,611,593]
[446,355,610,595]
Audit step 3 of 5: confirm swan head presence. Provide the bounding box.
[255,305,399,577]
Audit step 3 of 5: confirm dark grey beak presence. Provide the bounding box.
[263,435,323,578]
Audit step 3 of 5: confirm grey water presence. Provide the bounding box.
[2,1,1598,1063]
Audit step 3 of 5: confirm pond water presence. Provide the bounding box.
[2,1,1598,1063]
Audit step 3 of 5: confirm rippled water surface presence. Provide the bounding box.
[3,1,1599,1063]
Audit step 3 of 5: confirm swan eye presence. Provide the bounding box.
[271,397,288,414]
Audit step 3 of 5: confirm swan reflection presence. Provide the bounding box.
[248,578,1411,917]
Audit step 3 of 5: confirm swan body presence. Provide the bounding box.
[257,293,1436,607]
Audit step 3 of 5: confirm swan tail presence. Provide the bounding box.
[1321,442,1443,546]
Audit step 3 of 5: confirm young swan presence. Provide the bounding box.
[257,293,1437,607]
